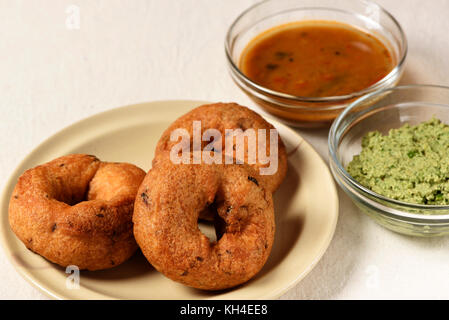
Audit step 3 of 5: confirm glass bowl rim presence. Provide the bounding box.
[329,84,449,222]
[224,0,408,105]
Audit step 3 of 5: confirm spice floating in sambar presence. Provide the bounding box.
[347,118,449,206]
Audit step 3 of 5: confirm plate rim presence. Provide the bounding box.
[0,100,339,300]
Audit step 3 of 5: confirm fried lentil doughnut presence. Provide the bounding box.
[154,102,287,193]
[133,154,275,290]
[9,154,146,271]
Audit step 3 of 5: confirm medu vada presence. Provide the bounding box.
[154,102,288,193]
[9,154,146,271]
[133,153,275,290]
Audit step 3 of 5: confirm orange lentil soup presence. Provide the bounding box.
[240,21,394,98]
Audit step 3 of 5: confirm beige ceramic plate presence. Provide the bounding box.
[0,100,338,300]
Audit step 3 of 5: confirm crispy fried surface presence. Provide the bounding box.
[133,155,275,290]
[9,154,146,271]
[155,103,288,193]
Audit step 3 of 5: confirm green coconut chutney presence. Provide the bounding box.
[347,118,449,205]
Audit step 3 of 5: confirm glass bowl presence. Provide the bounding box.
[225,0,407,128]
[329,85,449,237]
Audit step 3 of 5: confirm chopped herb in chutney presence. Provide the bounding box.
[347,118,449,205]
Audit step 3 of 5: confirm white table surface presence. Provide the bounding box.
[1,0,448,300]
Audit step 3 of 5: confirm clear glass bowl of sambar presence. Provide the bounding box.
[225,0,407,128]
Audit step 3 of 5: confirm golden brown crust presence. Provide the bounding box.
[9,154,146,271]
[154,103,288,193]
[133,154,275,290]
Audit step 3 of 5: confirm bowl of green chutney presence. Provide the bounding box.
[329,85,449,237]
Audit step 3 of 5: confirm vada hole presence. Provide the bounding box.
[197,219,217,243]
[197,204,226,243]
[54,186,89,206]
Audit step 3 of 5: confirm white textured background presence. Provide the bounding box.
[1,0,448,299]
